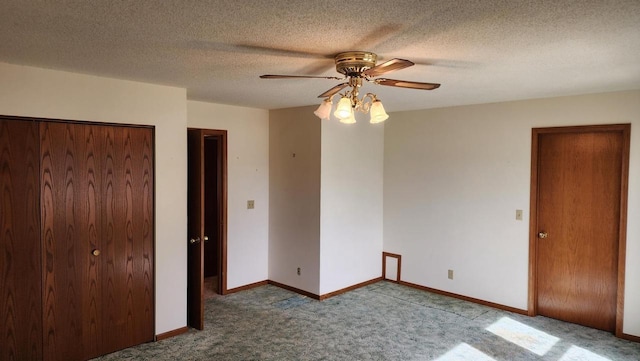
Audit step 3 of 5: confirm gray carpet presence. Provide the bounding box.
[95,281,640,360]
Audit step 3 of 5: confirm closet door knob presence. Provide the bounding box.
[92,249,101,256]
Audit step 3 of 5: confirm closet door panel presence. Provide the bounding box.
[41,123,103,361]
[0,119,42,360]
[100,126,154,354]
[77,125,104,360]
[38,121,153,360]
[127,127,154,344]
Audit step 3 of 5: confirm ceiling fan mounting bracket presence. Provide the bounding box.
[334,51,377,77]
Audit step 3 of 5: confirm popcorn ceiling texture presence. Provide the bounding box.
[0,0,639,111]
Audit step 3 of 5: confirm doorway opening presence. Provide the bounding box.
[528,124,630,336]
[203,135,224,299]
[187,128,228,330]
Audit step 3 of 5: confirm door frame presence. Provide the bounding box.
[527,124,630,337]
[187,128,228,330]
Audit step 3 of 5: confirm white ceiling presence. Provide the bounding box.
[1,0,639,112]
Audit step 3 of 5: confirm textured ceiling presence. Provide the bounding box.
[1,0,639,112]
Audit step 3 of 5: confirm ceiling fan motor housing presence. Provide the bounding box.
[335,51,377,77]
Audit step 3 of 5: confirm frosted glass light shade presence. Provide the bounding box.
[339,109,356,124]
[369,100,389,123]
[313,99,332,120]
[334,96,353,119]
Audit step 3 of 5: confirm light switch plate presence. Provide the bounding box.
[247,200,255,209]
[516,209,523,221]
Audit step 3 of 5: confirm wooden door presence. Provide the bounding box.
[187,129,205,330]
[41,122,154,360]
[99,126,154,354]
[41,122,103,360]
[532,125,629,332]
[0,119,42,360]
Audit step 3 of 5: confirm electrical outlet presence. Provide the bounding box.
[297,267,301,276]
[247,200,255,209]
[516,209,523,221]
[448,269,454,280]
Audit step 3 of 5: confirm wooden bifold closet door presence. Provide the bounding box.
[0,118,154,361]
[41,122,154,360]
[0,119,42,360]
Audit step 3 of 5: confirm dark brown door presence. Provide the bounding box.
[41,122,102,360]
[533,125,629,332]
[187,129,205,330]
[0,119,42,360]
[41,122,154,360]
[99,125,155,354]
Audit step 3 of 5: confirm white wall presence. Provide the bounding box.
[268,106,321,294]
[0,62,188,334]
[384,90,640,337]
[320,112,384,295]
[187,101,270,289]
[268,105,385,296]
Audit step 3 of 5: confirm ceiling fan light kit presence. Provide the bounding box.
[369,99,389,124]
[334,96,353,119]
[313,98,333,120]
[328,91,389,124]
[261,51,440,124]
[340,110,357,124]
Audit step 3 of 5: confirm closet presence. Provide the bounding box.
[1,117,154,361]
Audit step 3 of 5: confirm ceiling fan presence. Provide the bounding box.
[260,51,440,123]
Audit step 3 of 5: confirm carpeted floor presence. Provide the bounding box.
[94,281,640,360]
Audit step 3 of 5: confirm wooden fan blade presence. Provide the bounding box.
[318,83,349,98]
[363,58,414,77]
[260,74,343,80]
[375,78,440,90]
